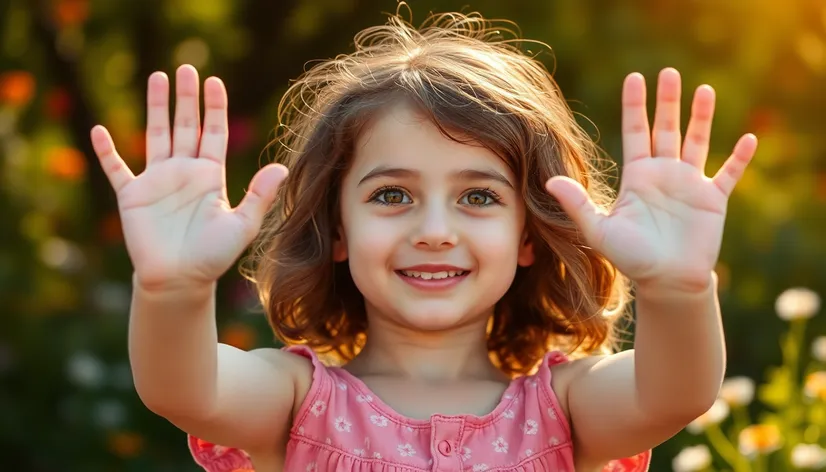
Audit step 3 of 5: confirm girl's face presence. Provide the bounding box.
[336,101,534,331]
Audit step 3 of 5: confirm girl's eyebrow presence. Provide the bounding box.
[357,166,514,189]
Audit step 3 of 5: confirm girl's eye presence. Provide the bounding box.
[461,189,501,206]
[370,187,411,205]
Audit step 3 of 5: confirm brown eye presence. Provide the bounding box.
[384,190,404,204]
[462,190,497,206]
[370,187,412,205]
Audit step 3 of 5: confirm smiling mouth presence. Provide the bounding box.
[397,270,468,280]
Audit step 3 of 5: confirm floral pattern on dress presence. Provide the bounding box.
[188,345,651,472]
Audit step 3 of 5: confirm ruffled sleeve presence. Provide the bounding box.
[604,449,652,471]
[188,435,254,472]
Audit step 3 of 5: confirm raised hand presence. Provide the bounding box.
[91,65,288,291]
[545,68,758,292]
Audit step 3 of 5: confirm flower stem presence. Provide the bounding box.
[732,406,751,437]
[752,453,767,472]
[781,319,808,466]
[705,423,750,472]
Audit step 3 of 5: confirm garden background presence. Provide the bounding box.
[2,0,826,470]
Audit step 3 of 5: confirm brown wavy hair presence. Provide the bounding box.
[244,4,631,376]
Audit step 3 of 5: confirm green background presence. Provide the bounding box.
[1,0,825,470]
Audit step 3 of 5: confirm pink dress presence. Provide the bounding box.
[189,345,651,471]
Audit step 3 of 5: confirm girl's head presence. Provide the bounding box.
[247,6,629,375]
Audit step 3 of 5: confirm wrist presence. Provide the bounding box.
[634,271,717,301]
[133,273,217,300]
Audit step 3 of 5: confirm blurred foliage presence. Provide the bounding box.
[1,0,826,470]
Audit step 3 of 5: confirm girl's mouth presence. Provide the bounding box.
[395,269,470,290]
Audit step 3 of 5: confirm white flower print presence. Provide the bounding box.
[473,464,489,471]
[353,448,365,456]
[325,437,332,445]
[373,452,382,459]
[524,449,534,457]
[527,378,538,387]
[310,400,327,417]
[504,394,513,400]
[503,409,515,419]
[521,419,538,435]
[492,436,509,453]
[547,407,557,420]
[337,382,347,390]
[370,415,389,427]
[306,463,317,472]
[334,416,352,433]
[549,436,561,446]
[356,394,373,403]
[405,426,414,432]
[298,426,305,435]
[398,443,416,457]
[461,447,472,460]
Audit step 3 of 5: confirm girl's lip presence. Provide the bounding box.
[396,264,469,272]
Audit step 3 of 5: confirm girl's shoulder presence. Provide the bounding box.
[544,351,653,472]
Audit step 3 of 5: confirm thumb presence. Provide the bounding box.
[235,163,289,229]
[545,176,605,245]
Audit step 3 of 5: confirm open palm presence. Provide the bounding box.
[91,65,287,290]
[546,68,757,291]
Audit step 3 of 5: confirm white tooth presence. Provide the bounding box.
[433,271,448,279]
[420,272,433,280]
[448,271,456,277]
[412,271,420,277]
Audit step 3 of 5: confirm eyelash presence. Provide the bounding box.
[368,186,503,207]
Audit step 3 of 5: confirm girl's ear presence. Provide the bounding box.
[517,230,535,267]
[332,226,348,262]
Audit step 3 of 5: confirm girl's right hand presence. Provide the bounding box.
[91,65,288,292]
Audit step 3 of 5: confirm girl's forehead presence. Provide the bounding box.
[349,101,513,179]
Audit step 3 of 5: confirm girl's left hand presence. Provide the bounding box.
[545,68,758,293]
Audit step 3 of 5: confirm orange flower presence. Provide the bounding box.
[805,371,826,401]
[53,0,89,28]
[220,323,256,350]
[738,424,782,457]
[107,431,144,458]
[45,146,87,181]
[0,71,35,107]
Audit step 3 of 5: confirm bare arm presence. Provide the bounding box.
[90,65,297,453]
[129,281,309,451]
[566,274,724,465]
[544,69,757,466]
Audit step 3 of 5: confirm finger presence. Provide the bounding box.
[681,85,715,171]
[234,164,290,230]
[91,125,135,192]
[621,73,652,164]
[198,77,229,164]
[545,176,606,247]
[172,64,201,157]
[652,68,682,158]
[145,72,171,166]
[712,134,758,196]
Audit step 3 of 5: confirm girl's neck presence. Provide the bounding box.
[346,313,508,384]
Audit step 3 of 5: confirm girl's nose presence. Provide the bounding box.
[409,202,458,249]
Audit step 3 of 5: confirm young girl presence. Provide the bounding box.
[90,7,757,472]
